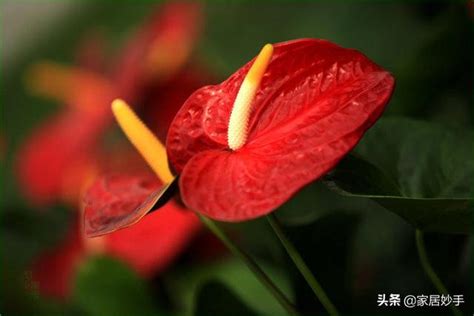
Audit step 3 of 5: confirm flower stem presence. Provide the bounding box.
[198,214,299,316]
[415,229,462,316]
[267,214,339,316]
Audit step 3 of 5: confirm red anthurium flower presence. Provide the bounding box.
[166,38,395,221]
[83,173,165,236]
[84,38,394,236]
[17,1,205,206]
[33,184,200,298]
[84,150,201,272]
[17,73,115,205]
[113,1,202,101]
[21,2,207,298]
[91,174,200,274]
[33,152,200,299]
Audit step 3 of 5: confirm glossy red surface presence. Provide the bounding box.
[83,173,201,274]
[83,173,162,236]
[167,39,395,221]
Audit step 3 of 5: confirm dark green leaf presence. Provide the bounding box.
[73,256,159,316]
[275,180,374,226]
[194,280,259,316]
[324,118,473,233]
[324,153,401,197]
[167,258,292,316]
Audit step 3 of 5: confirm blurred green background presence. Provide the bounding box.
[1,1,472,316]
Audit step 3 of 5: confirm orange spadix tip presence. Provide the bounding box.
[227,43,274,151]
[111,99,126,113]
[246,43,273,84]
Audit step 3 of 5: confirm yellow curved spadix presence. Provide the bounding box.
[111,99,174,183]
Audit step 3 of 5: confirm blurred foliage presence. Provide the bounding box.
[194,280,259,316]
[167,257,292,316]
[73,256,160,316]
[2,1,472,316]
[1,206,76,316]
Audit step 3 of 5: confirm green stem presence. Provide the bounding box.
[415,229,462,316]
[198,214,299,316]
[267,214,339,316]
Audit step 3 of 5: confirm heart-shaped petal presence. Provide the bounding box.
[167,39,395,221]
[83,174,178,237]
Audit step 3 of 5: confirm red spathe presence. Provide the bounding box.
[166,39,395,221]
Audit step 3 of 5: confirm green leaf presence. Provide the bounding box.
[275,181,340,225]
[275,162,384,226]
[324,153,402,196]
[324,118,473,233]
[194,280,259,316]
[72,256,159,316]
[167,258,292,316]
